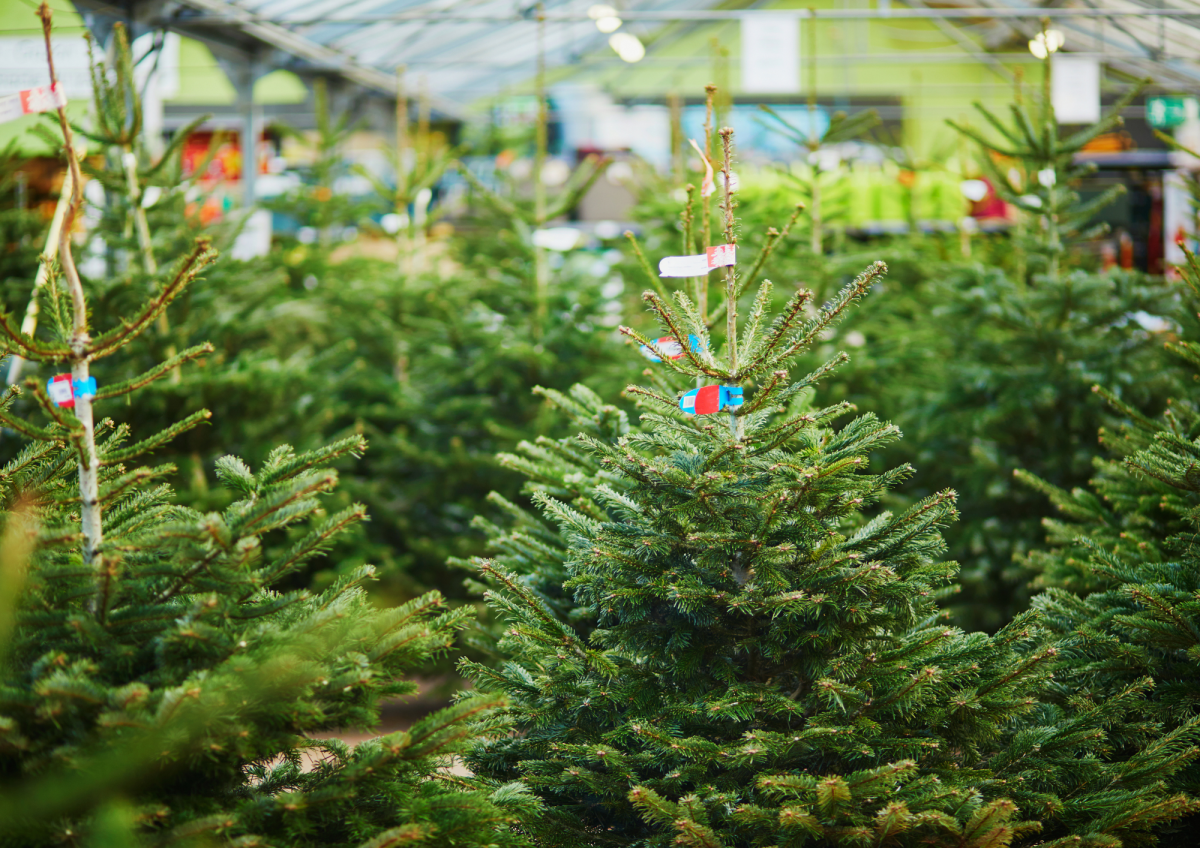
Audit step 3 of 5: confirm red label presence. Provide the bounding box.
[706,244,736,268]
[693,384,721,415]
[48,374,74,409]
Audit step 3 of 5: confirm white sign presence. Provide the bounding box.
[1052,55,1101,125]
[741,15,800,94]
[231,209,273,261]
[0,37,92,99]
[1164,169,1194,267]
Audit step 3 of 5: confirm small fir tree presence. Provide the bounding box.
[1020,246,1200,803]
[263,77,381,262]
[880,50,1188,630]
[461,126,1200,846]
[452,11,607,343]
[0,9,536,844]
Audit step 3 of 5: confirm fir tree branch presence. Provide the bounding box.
[947,113,1019,159]
[258,435,367,486]
[453,161,522,221]
[95,464,176,507]
[623,386,683,415]
[0,401,66,445]
[86,240,216,359]
[478,560,587,657]
[743,288,815,374]
[1010,103,1045,159]
[93,343,215,400]
[738,370,788,417]
[623,232,673,303]
[0,308,72,362]
[251,504,368,595]
[777,263,885,362]
[100,410,212,466]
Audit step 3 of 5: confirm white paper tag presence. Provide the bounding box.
[0,83,68,125]
[658,244,736,277]
[46,378,73,406]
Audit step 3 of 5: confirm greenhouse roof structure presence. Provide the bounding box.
[63,0,1200,111]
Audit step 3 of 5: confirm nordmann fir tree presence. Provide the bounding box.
[356,68,459,276]
[0,9,537,845]
[904,46,1183,631]
[1019,245,1200,806]
[457,127,1196,847]
[459,93,808,654]
[263,77,381,264]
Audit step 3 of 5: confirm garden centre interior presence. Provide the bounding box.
[7,1,1200,846]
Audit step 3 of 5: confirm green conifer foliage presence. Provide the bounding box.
[264,77,381,260]
[0,433,539,847]
[0,10,536,843]
[1021,248,1200,799]
[0,142,44,286]
[895,54,1188,630]
[457,128,1200,847]
[456,384,627,654]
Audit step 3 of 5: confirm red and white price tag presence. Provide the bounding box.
[0,83,67,124]
[46,374,74,409]
[658,244,737,278]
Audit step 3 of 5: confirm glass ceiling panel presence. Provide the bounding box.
[124,0,1200,109]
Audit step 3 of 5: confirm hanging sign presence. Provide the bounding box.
[741,14,800,94]
[640,333,704,362]
[659,245,736,278]
[680,385,743,416]
[46,374,96,409]
[0,83,66,124]
[1051,56,1100,124]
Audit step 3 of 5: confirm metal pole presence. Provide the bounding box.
[236,62,261,206]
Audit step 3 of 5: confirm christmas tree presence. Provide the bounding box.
[0,8,536,844]
[880,50,1187,630]
[460,125,1199,845]
[9,23,628,606]
[1021,245,1200,803]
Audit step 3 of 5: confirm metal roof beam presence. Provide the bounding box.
[170,6,1200,25]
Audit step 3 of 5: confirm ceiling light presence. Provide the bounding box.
[596,15,622,33]
[609,32,645,63]
[1028,29,1065,59]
